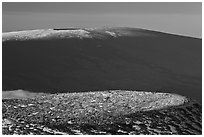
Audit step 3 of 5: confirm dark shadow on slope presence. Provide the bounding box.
[2,32,202,103]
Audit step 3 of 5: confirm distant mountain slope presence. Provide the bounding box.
[2,90,202,135]
[2,27,202,103]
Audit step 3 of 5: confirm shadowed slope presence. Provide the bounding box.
[2,27,202,102]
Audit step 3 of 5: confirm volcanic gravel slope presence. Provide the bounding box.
[2,90,202,135]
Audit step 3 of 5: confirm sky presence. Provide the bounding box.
[2,2,202,38]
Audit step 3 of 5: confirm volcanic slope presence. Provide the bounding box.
[2,27,202,102]
[2,90,202,135]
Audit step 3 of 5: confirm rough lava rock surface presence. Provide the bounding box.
[2,90,202,135]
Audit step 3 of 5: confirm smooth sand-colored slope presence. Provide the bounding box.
[2,27,202,102]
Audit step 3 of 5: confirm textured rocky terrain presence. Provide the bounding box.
[2,90,202,135]
[2,27,202,134]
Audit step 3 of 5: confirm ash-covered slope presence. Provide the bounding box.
[2,90,202,135]
[2,27,202,102]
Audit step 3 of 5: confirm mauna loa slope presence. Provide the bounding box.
[2,90,202,135]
